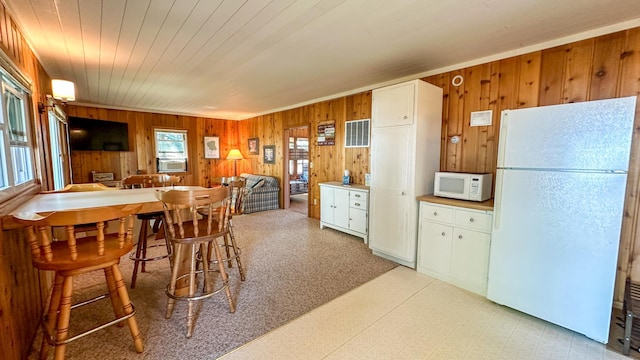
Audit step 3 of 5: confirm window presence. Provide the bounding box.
[288,136,309,179]
[154,128,188,173]
[0,73,34,191]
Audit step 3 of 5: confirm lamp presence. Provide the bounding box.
[51,79,76,102]
[38,79,76,114]
[226,149,244,176]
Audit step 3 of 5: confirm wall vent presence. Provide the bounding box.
[345,118,370,148]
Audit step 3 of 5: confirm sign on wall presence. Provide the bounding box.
[318,121,335,146]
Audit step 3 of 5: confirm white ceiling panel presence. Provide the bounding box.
[5,0,640,120]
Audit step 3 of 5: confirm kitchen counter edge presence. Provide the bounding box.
[416,194,494,211]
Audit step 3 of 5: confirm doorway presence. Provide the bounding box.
[48,107,70,190]
[284,126,309,215]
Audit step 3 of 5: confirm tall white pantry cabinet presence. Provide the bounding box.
[368,79,443,267]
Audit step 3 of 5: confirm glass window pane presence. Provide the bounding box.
[155,129,187,159]
[11,146,33,185]
[5,89,26,143]
[0,129,7,189]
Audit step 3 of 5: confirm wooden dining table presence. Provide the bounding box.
[10,186,206,217]
[7,185,209,294]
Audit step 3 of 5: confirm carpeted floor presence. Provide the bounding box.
[288,193,308,215]
[28,208,396,359]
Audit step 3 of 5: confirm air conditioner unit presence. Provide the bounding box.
[157,159,187,172]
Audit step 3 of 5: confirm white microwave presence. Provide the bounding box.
[434,172,492,202]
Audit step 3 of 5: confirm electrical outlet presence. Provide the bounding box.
[309,161,313,168]
[313,198,317,205]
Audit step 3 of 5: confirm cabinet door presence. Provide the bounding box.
[349,208,367,234]
[369,125,413,260]
[372,82,415,127]
[333,187,350,229]
[418,221,452,276]
[450,228,490,294]
[320,186,334,225]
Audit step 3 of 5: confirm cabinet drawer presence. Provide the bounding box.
[454,210,492,232]
[350,198,367,210]
[420,203,453,223]
[350,191,366,201]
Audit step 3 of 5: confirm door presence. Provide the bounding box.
[372,82,414,127]
[489,168,627,343]
[320,185,334,225]
[48,108,69,190]
[333,187,350,229]
[499,97,635,171]
[419,221,452,276]
[369,125,413,260]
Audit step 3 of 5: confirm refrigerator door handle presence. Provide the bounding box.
[497,111,509,167]
[494,170,503,229]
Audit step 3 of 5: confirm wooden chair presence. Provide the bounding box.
[222,178,246,280]
[200,177,246,281]
[121,174,181,288]
[13,204,144,360]
[156,187,236,338]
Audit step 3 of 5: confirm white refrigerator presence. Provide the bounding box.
[487,96,637,343]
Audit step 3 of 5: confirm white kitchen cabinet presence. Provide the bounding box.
[319,182,369,242]
[417,201,492,296]
[368,79,442,267]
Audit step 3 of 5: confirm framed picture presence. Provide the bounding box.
[248,137,259,155]
[204,136,220,159]
[263,145,275,164]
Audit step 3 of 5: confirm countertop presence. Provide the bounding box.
[416,194,494,211]
[319,181,370,191]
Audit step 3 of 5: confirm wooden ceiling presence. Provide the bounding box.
[6,0,640,119]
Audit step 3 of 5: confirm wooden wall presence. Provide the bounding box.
[419,28,640,305]
[237,92,372,218]
[0,2,53,360]
[64,105,236,187]
[2,2,640,355]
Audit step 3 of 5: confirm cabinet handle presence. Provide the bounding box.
[433,211,438,216]
[469,218,474,222]
[401,191,406,195]
[441,232,446,236]
[403,115,408,119]
[458,235,463,239]
[355,194,360,198]
[354,202,360,206]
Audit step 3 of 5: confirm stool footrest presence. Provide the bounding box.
[129,242,171,262]
[43,295,137,346]
[165,270,230,302]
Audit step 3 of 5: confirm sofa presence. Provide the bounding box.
[239,173,280,214]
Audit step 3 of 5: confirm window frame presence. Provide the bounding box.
[0,70,36,200]
[153,127,189,174]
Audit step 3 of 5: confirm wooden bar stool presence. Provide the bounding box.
[122,174,181,288]
[13,204,144,360]
[203,177,246,281]
[156,187,236,338]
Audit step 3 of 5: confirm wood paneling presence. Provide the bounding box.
[0,3,51,360]
[422,28,640,306]
[65,105,233,188]
[3,1,640,354]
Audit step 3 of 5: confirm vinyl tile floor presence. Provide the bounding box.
[220,266,627,360]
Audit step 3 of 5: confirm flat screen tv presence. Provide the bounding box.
[69,117,129,151]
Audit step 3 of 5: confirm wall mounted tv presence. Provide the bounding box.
[69,117,130,151]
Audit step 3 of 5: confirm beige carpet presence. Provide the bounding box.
[27,208,396,359]
[288,193,308,215]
